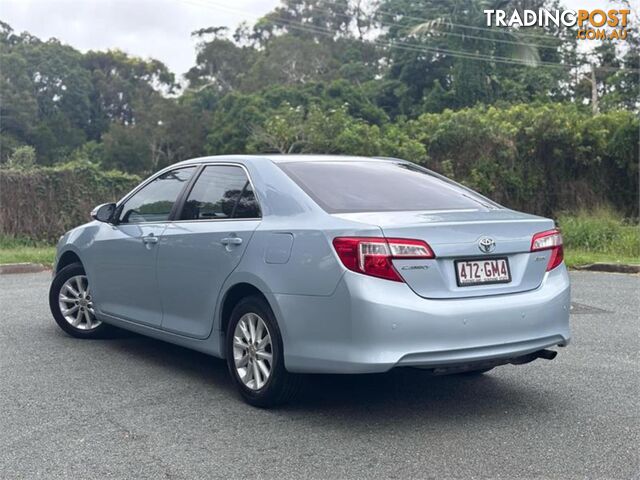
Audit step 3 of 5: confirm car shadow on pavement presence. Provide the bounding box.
[99,332,236,391]
[95,331,559,425]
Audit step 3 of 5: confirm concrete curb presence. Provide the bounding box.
[0,263,50,275]
[572,263,640,274]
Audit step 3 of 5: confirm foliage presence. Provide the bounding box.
[562,250,639,267]
[557,208,640,259]
[376,0,578,114]
[247,103,425,159]
[406,104,639,216]
[0,21,177,165]
[0,161,140,241]
[0,235,56,266]
[1,1,637,171]
[238,101,637,217]
[6,145,36,169]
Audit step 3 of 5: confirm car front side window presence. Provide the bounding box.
[119,167,196,224]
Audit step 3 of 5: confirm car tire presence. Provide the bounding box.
[226,295,302,408]
[49,262,112,339]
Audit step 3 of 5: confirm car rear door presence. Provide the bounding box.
[157,164,261,339]
[89,166,197,327]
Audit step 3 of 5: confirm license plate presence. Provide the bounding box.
[455,258,511,286]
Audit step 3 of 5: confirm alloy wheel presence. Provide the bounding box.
[233,312,273,390]
[58,275,101,330]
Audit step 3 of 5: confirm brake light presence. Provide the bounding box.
[531,229,564,271]
[332,237,434,282]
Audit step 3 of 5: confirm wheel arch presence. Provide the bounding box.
[56,249,83,272]
[220,282,271,338]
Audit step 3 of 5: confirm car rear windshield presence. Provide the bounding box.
[278,161,497,213]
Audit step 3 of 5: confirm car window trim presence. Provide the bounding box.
[114,165,199,225]
[172,162,262,222]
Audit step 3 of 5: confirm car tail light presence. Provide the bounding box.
[332,237,434,282]
[531,229,564,271]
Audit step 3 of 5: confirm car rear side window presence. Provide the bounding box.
[180,165,260,220]
[279,161,496,213]
[119,167,196,224]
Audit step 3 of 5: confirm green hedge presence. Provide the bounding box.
[406,104,639,217]
[0,162,140,242]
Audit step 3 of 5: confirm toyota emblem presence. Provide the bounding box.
[478,237,496,254]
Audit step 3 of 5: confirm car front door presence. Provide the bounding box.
[89,166,197,327]
[157,164,261,338]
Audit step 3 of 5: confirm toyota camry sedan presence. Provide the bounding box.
[49,155,571,407]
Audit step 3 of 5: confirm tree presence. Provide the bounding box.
[0,27,93,163]
[377,0,573,111]
[596,35,639,112]
[0,50,38,161]
[100,94,207,173]
[249,102,306,153]
[253,0,353,43]
[186,27,256,93]
[248,102,425,159]
[242,35,338,91]
[83,50,176,132]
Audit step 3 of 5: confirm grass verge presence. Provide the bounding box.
[0,246,56,266]
[563,250,639,268]
[556,208,639,267]
[0,236,56,267]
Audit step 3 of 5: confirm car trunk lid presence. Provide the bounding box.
[333,209,556,299]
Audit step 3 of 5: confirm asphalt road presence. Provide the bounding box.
[0,271,638,479]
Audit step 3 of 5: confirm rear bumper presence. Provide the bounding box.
[275,264,571,374]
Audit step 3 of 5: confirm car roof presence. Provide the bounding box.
[174,154,402,167]
[251,154,400,164]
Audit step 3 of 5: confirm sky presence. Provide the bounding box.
[0,0,615,78]
[0,0,280,76]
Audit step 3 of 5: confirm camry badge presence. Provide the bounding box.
[478,237,496,254]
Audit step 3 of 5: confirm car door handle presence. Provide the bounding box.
[142,234,159,244]
[221,237,243,246]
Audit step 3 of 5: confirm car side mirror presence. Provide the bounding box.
[91,203,116,223]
